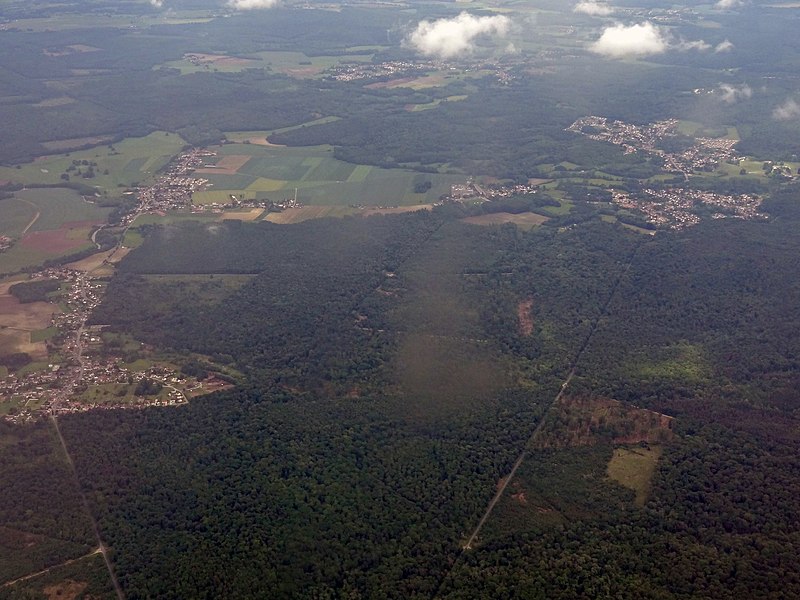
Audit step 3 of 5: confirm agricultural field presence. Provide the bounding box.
[365,70,492,91]
[405,95,468,112]
[1,11,213,32]
[0,132,185,194]
[157,50,377,78]
[461,212,550,228]
[192,142,463,207]
[0,188,110,274]
[0,278,58,359]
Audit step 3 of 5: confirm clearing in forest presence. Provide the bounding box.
[462,212,550,228]
[517,298,534,336]
[607,445,663,507]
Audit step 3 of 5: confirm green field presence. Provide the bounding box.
[0,188,111,274]
[607,445,663,507]
[158,50,377,77]
[0,132,185,194]
[15,188,111,231]
[194,143,463,206]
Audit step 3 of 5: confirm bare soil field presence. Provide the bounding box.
[263,206,357,224]
[517,299,533,336]
[195,154,251,175]
[19,221,96,254]
[0,294,57,331]
[0,328,46,359]
[220,208,264,221]
[462,212,550,227]
[66,246,130,273]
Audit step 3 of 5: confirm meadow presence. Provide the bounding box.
[0,132,185,194]
[0,188,111,274]
[193,142,464,207]
[157,50,377,78]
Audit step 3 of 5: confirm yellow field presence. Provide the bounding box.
[246,178,287,192]
[0,280,57,358]
[263,206,358,224]
[607,446,663,507]
[220,208,264,221]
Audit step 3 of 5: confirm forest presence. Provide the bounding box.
[35,190,796,597]
[2,0,800,597]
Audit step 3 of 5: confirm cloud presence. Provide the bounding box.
[150,0,163,6]
[714,39,734,53]
[590,22,713,59]
[574,1,613,16]
[773,98,800,121]
[228,0,278,9]
[718,83,752,104]
[715,0,743,8]
[406,12,511,59]
[675,39,711,52]
[590,22,669,58]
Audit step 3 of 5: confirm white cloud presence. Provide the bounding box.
[773,98,800,121]
[406,12,511,60]
[715,39,734,53]
[675,39,711,52]
[574,1,613,16]
[228,0,278,9]
[590,22,669,58]
[715,0,743,8]
[590,21,713,59]
[718,83,752,104]
[150,0,163,7]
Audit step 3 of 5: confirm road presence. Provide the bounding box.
[462,368,575,550]
[0,548,101,589]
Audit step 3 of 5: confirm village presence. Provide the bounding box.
[612,188,766,230]
[567,115,774,228]
[0,264,229,423]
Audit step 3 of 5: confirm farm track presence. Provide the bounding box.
[19,198,41,236]
[0,547,100,589]
[432,241,642,598]
[50,415,124,600]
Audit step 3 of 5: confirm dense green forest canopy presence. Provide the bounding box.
[2,0,800,597]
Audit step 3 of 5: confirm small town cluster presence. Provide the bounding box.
[130,147,213,215]
[568,115,770,229]
[1,266,226,423]
[612,188,766,229]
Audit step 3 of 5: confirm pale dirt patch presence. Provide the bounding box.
[0,328,47,359]
[65,247,130,272]
[33,96,76,108]
[517,298,533,336]
[220,208,264,221]
[43,580,88,600]
[264,206,355,224]
[462,212,550,227]
[194,154,251,175]
[0,296,56,331]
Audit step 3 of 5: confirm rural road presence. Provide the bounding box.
[0,548,102,589]
[462,368,575,550]
[18,198,41,236]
